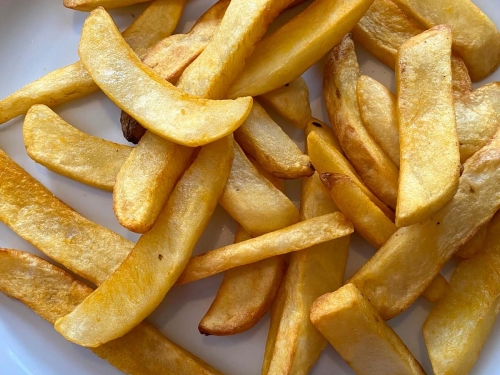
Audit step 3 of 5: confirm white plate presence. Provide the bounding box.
[0,1,499,374]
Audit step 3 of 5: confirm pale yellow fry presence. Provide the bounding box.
[324,34,399,209]
[421,274,450,304]
[348,128,500,320]
[0,149,133,285]
[177,212,353,285]
[262,172,349,375]
[55,136,234,347]
[423,211,500,375]
[235,102,314,179]
[79,8,252,147]
[177,0,295,99]
[23,105,131,192]
[64,0,150,11]
[310,283,426,375]
[391,0,500,81]
[0,249,222,375]
[357,75,399,167]
[228,0,375,98]
[257,77,312,129]
[396,25,460,227]
[304,118,341,152]
[455,221,489,260]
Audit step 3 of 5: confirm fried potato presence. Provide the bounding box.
[0,149,133,285]
[234,102,314,179]
[421,274,450,304]
[391,0,500,81]
[352,0,472,100]
[55,136,234,347]
[455,221,489,260]
[310,283,426,375]
[304,118,341,152]
[423,211,500,375]
[228,0,375,98]
[177,212,353,285]
[262,172,349,375]
[79,8,252,147]
[324,34,399,209]
[257,77,312,129]
[357,75,399,167]
[349,128,500,320]
[395,26,460,227]
[23,105,131,192]
[0,249,222,375]
[64,0,150,12]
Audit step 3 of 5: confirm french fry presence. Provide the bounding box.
[234,102,314,179]
[228,0,375,98]
[421,274,450,304]
[257,77,312,129]
[310,283,426,375]
[0,249,222,375]
[304,118,341,152]
[391,0,500,81]
[324,34,399,209]
[176,212,353,285]
[64,0,151,12]
[0,0,184,124]
[78,8,252,147]
[262,172,349,375]
[395,25,460,227]
[23,105,132,192]
[356,75,399,167]
[349,128,500,320]
[423,211,500,375]
[55,136,234,347]
[455,221,489,260]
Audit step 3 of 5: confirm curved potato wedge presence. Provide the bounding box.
[23,105,132,192]
[0,249,223,375]
[455,221,489,260]
[64,0,150,12]
[228,0,375,98]
[324,34,399,209]
[55,136,234,347]
[79,8,252,147]
[396,26,460,227]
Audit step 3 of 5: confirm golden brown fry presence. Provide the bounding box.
[304,118,341,152]
[310,283,426,375]
[23,105,131,192]
[0,249,222,375]
[257,77,312,129]
[177,212,353,285]
[455,221,489,260]
[234,102,314,179]
[421,274,450,304]
[55,137,234,347]
[64,0,150,11]
[423,211,500,375]
[391,0,500,81]
[357,75,399,167]
[396,26,460,227]
[324,34,399,209]
[0,149,133,285]
[228,0,375,98]
[349,128,500,320]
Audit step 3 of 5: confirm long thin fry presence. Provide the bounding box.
[64,0,151,12]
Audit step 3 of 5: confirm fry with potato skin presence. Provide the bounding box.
[55,136,234,347]
[310,283,426,375]
[0,249,223,375]
[64,0,150,12]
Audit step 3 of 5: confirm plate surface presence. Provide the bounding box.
[0,1,499,374]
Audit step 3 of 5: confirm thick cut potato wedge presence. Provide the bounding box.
[257,77,312,129]
[228,0,375,98]
[64,0,150,12]
[391,0,500,81]
[423,211,500,375]
[455,221,489,259]
[0,249,222,375]
[262,172,349,375]
[176,0,295,99]
[357,75,399,167]
[349,128,500,320]
[310,283,426,375]
[324,34,399,209]
[396,26,460,227]
[177,212,353,285]
[23,105,131,192]
[0,149,133,285]
[55,137,234,347]
[234,102,314,179]
[79,8,252,147]
[0,0,184,125]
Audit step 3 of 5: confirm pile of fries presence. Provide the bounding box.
[1,0,500,374]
